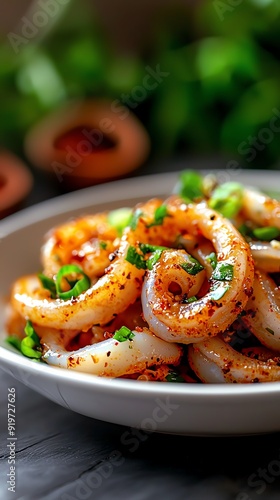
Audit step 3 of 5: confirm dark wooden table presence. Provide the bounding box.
[2,369,280,500]
[1,157,280,500]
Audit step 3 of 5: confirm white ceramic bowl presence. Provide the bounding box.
[1,169,280,436]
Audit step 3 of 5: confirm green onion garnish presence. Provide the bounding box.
[99,241,107,250]
[185,296,197,303]
[38,273,57,299]
[209,283,230,301]
[6,320,42,360]
[56,265,91,300]
[180,255,204,275]
[21,336,42,359]
[113,326,135,342]
[39,264,91,301]
[179,170,203,202]
[208,182,244,218]
[125,246,146,269]
[146,249,164,270]
[165,371,185,383]
[252,226,280,241]
[6,335,22,351]
[24,319,40,344]
[139,243,169,254]
[139,243,169,270]
[205,252,217,270]
[108,207,133,235]
[147,204,169,227]
[212,262,234,281]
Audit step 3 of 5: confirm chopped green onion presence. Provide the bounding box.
[185,295,197,303]
[208,182,244,218]
[265,327,275,335]
[179,170,203,202]
[147,249,164,270]
[107,207,133,235]
[180,255,204,275]
[238,224,280,242]
[252,226,280,241]
[24,319,41,345]
[99,241,107,250]
[125,246,146,269]
[165,371,185,383]
[136,243,170,270]
[147,204,169,227]
[205,252,217,270]
[21,336,42,359]
[209,283,230,301]
[38,273,56,298]
[113,326,135,342]
[212,262,234,281]
[6,335,22,351]
[139,243,169,254]
[6,321,42,360]
[129,208,144,230]
[56,264,91,300]
[39,265,90,300]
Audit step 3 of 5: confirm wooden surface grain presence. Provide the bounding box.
[2,369,280,500]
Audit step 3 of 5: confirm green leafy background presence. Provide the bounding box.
[1,0,280,172]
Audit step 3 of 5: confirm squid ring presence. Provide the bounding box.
[242,270,280,352]
[242,188,280,229]
[248,241,280,273]
[11,196,183,331]
[11,240,145,330]
[141,200,254,344]
[41,211,118,277]
[42,327,183,377]
[188,336,280,383]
